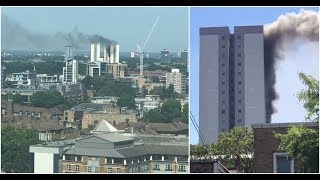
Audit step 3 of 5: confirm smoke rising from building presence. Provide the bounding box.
[1,15,118,51]
[263,9,319,122]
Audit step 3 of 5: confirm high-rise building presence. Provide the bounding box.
[181,50,188,62]
[161,49,171,64]
[87,62,126,79]
[63,45,78,83]
[199,26,265,144]
[1,66,7,83]
[166,69,186,95]
[130,51,135,58]
[90,43,101,63]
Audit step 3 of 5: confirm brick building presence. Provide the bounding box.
[252,122,318,173]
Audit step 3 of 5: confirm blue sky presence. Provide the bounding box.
[190,7,319,144]
[1,7,188,52]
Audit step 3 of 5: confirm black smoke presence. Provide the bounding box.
[264,9,319,122]
[1,15,118,51]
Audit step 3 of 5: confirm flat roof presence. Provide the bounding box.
[251,122,318,129]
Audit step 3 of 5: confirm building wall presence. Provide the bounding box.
[165,71,186,94]
[199,29,220,144]
[34,152,54,173]
[243,33,265,127]
[253,125,306,173]
[82,112,137,129]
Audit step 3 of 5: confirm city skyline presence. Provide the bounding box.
[1,7,188,52]
[190,7,319,144]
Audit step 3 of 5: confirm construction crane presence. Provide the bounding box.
[137,16,160,79]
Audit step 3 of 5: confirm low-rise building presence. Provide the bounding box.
[252,122,318,173]
[63,103,138,129]
[29,120,189,173]
[37,74,58,83]
[12,70,38,87]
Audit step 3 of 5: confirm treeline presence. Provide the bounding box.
[2,61,87,75]
[82,75,136,109]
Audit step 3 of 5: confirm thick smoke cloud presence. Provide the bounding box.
[264,9,319,122]
[1,15,118,51]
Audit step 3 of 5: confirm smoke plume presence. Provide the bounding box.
[1,15,118,51]
[264,9,319,122]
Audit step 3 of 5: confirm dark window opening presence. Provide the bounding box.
[238,81,241,85]
[221,109,225,114]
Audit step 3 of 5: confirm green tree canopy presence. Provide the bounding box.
[160,98,182,123]
[275,73,319,173]
[181,103,189,124]
[1,126,39,173]
[31,90,64,108]
[117,95,136,110]
[12,93,25,105]
[297,72,319,122]
[143,108,162,123]
[215,127,254,173]
[275,125,319,172]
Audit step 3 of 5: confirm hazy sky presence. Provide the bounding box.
[190,7,319,144]
[1,7,188,52]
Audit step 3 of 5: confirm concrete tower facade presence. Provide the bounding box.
[199,26,265,144]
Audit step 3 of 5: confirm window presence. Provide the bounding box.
[238,81,242,85]
[222,90,225,94]
[116,168,121,173]
[238,53,241,57]
[221,53,225,58]
[165,165,172,171]
[87,166,92,173]
[238,99,242,103]
[66,165,71,172]
[75,165,79,172]
[221,109,225,114]
[221,81,225,85]
[273,153,294,173]
[222,100,225,104]
[238,44,241,48]
[238,71,241,76]
[222,45,226,48]
[107,168,112,173]
[238,119,242,123]
[238,62,241,66]
[221,36,226,40]
[222,63,225,67]
[238,35,241,39]
[222,129,225,132]
[94,167,99,173]
[238,90,242,94]
[238,109,242,113]
[222,72,225,76]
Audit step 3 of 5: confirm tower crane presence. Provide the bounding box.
[137,16,160,89]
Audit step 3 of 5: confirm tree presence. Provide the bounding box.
[275,125,319,172]
[31,91,63,108]
[12,93,25,105]
[181,103,189,124]
[1,126,39,173]
[215,127,254,173]
[160,98,182,123]
[275,73,319,172]
[143,108,162,123]
[150,76,160,83]
[117,95,136,110]
[81,75,93,90]
[190,144,211,159]
[296,72,319,122]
